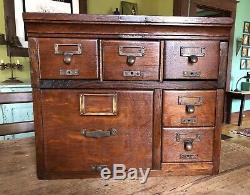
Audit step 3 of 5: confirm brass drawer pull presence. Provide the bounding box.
[180,47,206,64]
[184,140,193,151]
[54,43,82,65]
[119,46,145,66]
[81,128,117,138]
[80,93,117,116]
[186,105,195,114]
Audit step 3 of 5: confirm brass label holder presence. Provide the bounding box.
[79,93,118,116]
[180,47,206,57]
[119,46,145,66]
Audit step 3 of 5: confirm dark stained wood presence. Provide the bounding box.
[164,40,220,80]
[38,38,99,80]
[32,89,46,179]
[0,92,32,104]
[163,90,216,127]
[152,89,162,170]
[212,89,224,174]
[161,162,213,175]
[40,80,219,90]
[28,38,40,88]
[3,0,28,57]
[24,13,233,178]
[41,90,153,174]
[0,121,34,136]
[79,0,87,14]
[102,40,160,81]
[162,127,214,163]
[218,42,229,88]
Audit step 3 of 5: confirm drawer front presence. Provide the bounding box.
[162,128,213,162]
[38,38,98,79]
[163,90,216,127]
[164,41,220,79]
[102,40,160,81]
[41,90,153,173]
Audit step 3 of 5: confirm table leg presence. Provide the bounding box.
[238,96,245,126]
[226,95,233,124]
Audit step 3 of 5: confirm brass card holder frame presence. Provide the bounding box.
[178,96,204,106]
[119,46,145,66]
[79,93,118,116]
[180,47,206,57]
[54,43,82,65]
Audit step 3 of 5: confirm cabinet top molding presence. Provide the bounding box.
[23,13,233,26]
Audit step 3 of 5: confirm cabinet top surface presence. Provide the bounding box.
[23,13,233,26]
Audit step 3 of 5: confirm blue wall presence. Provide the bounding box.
[231,0,250,112]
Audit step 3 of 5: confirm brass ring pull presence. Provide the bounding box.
[63,53,73,65]
[184,140,193,151]
[127,56,136,66]
[189,55,198,64]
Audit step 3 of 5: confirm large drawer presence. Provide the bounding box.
[102,40,160,81]
[162,128,213,162]
[164,40,220,79]
[41,90,153,173]
[163,90,216,127]
[38,38,98,79]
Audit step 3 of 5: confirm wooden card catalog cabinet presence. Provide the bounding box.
[23,13,233,179]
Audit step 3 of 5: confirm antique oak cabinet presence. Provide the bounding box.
[23,13,233,179]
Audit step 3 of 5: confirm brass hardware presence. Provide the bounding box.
[123,70,142,77]
[63,53,73,65]
[127,56,136,66]
[180,47,205,57]
[178,96,203,106]
[54,43,82,65]
[186,105,195,113]
[91,165,108,172]
[80,93,118,116]
[119,46,145,66]
[183,71,201,77]
[180,154,198,160]
[81,128,117,138]
[181,117,197,124]
[184,140,193,151]
[189,55,198,64]
[59,69,79,76]
[176,133,201,142]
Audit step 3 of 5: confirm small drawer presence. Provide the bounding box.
[163,90,216,127]
[41,90,153,173]
[164,40,220,80]
[162,127,213,162]
[102,40,160,81]
[38,38,98,79]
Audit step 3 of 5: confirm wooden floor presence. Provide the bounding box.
[0,122,250,195]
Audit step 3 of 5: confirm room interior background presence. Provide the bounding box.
[0,0,249,113]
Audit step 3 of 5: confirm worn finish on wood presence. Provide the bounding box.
[41,90,153,175]
[163,90,216,127]
[102,40,160,81]
[23,13,232,178]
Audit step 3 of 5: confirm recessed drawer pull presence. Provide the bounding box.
[81,128,117,138]
[54,43,82,65]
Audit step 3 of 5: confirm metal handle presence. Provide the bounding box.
[81,128,117,138]
[184,140,193,151]
[63,53,73,65]
[127,56,136,66]
[189,55,198,64]
[186,105,195,114]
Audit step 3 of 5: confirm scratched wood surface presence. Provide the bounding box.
[0,123,249,195]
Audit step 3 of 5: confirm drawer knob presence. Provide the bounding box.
[63,53,73,65]
[189,55,198,64]
[184,140,193,151]
[127,56,136,66]
[186,105,195,113]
